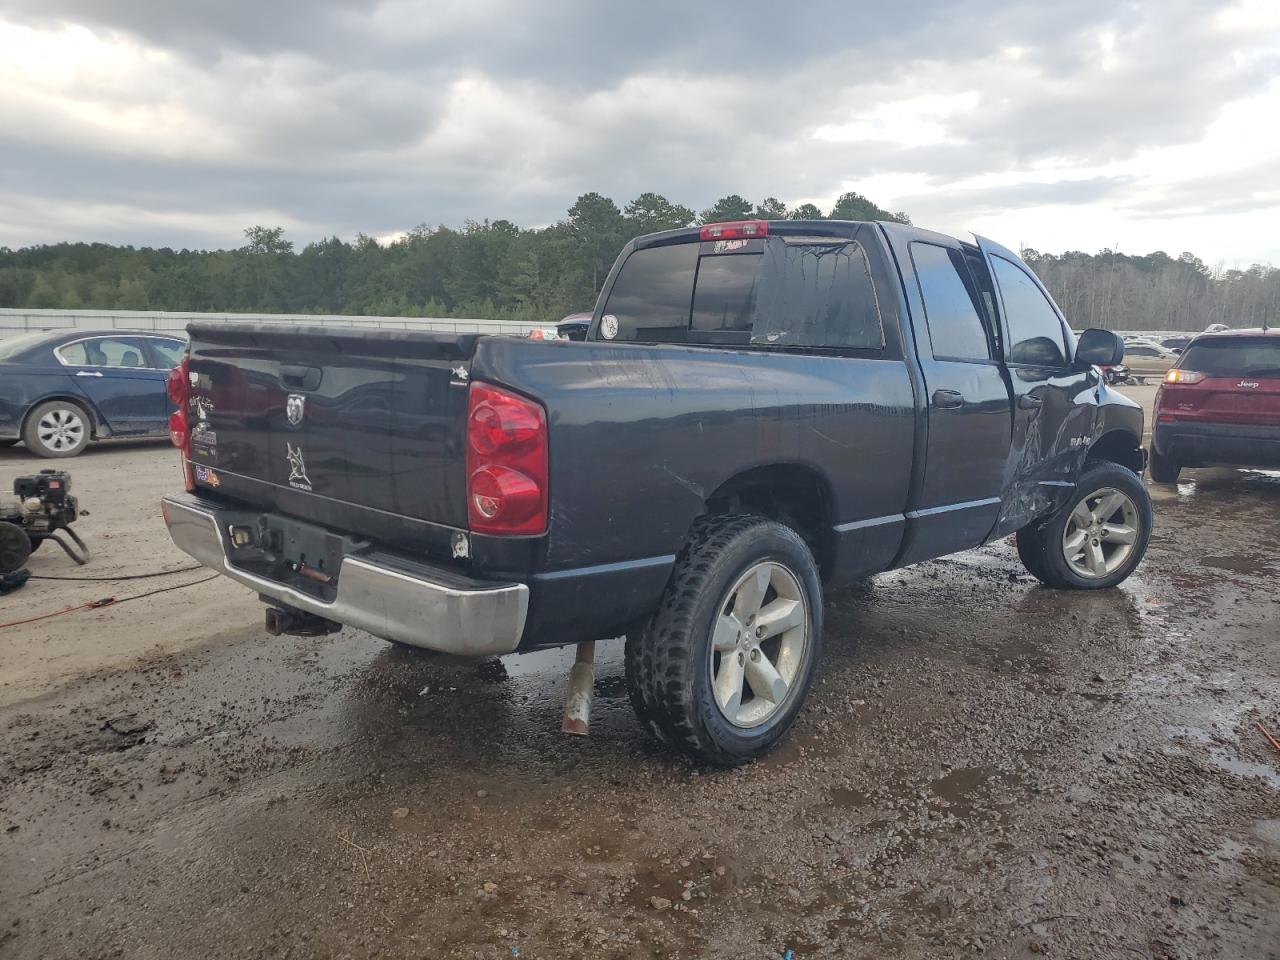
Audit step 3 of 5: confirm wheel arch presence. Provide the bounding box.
[701,462,836,578]
[1086,429,1145,474]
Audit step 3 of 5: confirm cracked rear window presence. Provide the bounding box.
[751,239,884,350]
[602,237,883,351]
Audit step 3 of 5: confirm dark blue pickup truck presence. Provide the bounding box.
[162,219,1150,762]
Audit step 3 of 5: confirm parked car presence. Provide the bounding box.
[161,219,1150,763]
[1159,335,1191,354]
[0,330,187,457]
[1121,341,1179,381]
[556,312,592,341]
[1150,328,1280,482]
[1098,362,1131,385]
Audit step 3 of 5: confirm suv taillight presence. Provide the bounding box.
[1165,369,1205,384]
[466,382,548,535]
[167,355,194,492]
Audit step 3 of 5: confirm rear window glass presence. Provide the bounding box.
[602,237,883,351]
[752,240,884,350]
[1180,338,1280,378]
[601,243,699,342]
[690,254,761,342]
[0,332,56,361]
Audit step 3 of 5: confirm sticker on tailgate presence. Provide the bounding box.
[286,443,313,491]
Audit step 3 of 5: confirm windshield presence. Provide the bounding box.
[1178,337,1280,378]
[0,331,57,361]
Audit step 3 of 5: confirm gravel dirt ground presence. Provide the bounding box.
[2,385,1278,960]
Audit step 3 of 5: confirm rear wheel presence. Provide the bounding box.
[626,515,822,764]
[1149,448,1180,483]
[1016,462,1152,590]
[23,401,90,458]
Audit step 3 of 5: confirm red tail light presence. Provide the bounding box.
[166,355,194,492]
[466,383,548,535]
[699,220,768,241]
[1165,369,1205,384]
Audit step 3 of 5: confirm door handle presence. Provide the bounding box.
[1018,394,1043,409]
[932,389,964,409]
[75,370,104,378]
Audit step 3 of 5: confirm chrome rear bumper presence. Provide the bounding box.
[161,496,528,656]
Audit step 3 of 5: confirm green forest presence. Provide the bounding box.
[1,190,1277,332]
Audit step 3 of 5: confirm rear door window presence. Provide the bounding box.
[909,242,991,361]
[1180,338,1280,378]
[991,256,1068,366]
[56,337,151,368]
[600,243,699,342]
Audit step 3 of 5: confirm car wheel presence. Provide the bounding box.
[23,401,90,458]
[1015,462,1152,590]
[627,514,823,764]
[1148,448,1180,484]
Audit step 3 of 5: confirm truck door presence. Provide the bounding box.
[973,236,1097,537]
[885,231,1014,566]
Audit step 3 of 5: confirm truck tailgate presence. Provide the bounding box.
[185,323,478,547]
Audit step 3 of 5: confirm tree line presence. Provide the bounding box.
[0,190,1275,332]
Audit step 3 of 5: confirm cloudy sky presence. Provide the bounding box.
[2,0,1279,264]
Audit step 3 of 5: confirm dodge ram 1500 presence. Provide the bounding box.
[162,219,1150,762]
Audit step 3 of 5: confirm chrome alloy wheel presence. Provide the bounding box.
[36,407,85,453]
[708,561,810,728]
[1062,486,1140,579]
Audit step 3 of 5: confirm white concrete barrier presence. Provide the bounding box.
[0,308,542,340]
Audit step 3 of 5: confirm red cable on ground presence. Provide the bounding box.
[0,574,220,631]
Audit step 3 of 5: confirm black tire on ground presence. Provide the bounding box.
[623,618,670,745]
[1015,520,1050,582]
[1015,461,1153,590]
[22,400,91,458]
[1148,447,1181,484]
[626,514,823,765]
[0,521,32,575]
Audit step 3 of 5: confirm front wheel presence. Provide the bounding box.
[625,515,823,764]
[1015,462,1152,590]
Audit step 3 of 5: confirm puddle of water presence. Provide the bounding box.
[1165,724,1280,789]
[1201,555,1275,576]
[1252,819,1280,848]
[830,786,869,809]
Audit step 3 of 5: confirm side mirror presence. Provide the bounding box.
[1074,328,1124,369]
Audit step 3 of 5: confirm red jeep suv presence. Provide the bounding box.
[1150,328,1280,482]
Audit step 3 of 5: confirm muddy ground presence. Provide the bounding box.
[1,386,1278,959]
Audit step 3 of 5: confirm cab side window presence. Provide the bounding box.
[991,256,1067,367]
[910,242,991,361]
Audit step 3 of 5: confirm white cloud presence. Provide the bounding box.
[1,1,1278,263]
